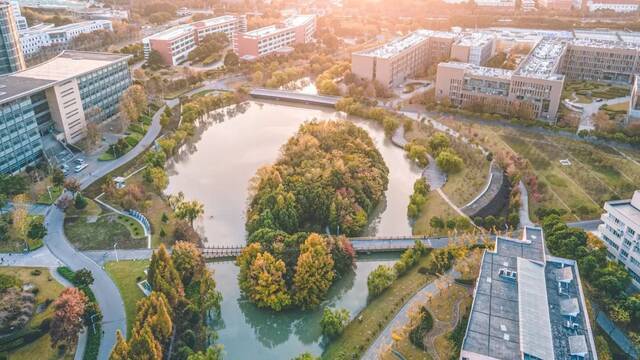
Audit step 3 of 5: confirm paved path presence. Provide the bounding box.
[362,269,457,360]
[1,202,50,216]
[570,96,630,132]
[83,249,154,265]
[72,104,164,191]
[518,181,534,228]
[0,246,63,267]
[45,206,126,360]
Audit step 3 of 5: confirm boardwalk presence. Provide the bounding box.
[249,88,339,107]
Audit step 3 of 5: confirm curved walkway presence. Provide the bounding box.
[362,269,457,360]
[45,205,127,359]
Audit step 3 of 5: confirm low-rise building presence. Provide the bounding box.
[451,32,497,66]
[598,191,640,287]
[72,8,129,21]
[142,15,246,66]
[587,0,640,12]
[236,14,316,60]
[461,227,598,360]
[19,20,113,57]
[0,51,132,174]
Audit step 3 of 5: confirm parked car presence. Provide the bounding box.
[74,158,85,165]
[74,163,88,173]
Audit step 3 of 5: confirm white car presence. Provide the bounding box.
[74,163,88,173]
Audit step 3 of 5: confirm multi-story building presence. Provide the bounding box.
[351,30,456,87]
[538,0,578,10]
[9,1,26,30]
[451,32,497,66]
[0,1,25,75]
[19,20,113,57]
[598,191,640,287]
[0,51,132,174]
[560,38,640,83]
[142,15,247,66]
[72,8,129,21]
[587,0,640,12]
[236,14,316,60]
[460,227,598,360]
[474,0,517,8]
[629,75,640,125]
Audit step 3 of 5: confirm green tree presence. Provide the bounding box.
[187,347,223,360]
[237,242,263,294]
[52,168,65,187]
[27,217,47,240]
[430,216,444,229]
[171,241,206,286]
[74,194,87,209]
[224,52,239,67]
[176,200,205,228]
[144,166,169,193]
[128,325,163,360]
[292,353,319,360]
[436,149,463,174]
[293,234,335,309]
[72,268,94,287]
[247,252,291,311]
[428,133,450,155]
[367,265,396,298]
[109,330,129,360]
[148,245,184,308]
[133,292,173,344]
[320,307,350,339]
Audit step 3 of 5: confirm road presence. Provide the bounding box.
[72,104,165,191]
[45,205,127,359]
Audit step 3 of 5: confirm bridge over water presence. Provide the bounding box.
[200,235,471,260]
[249,88,339,108]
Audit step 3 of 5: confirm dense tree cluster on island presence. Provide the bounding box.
[238,120,389,311]
[111,242,222,360]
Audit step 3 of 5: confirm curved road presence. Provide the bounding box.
[45,206,126,358]
[44,105,165,359]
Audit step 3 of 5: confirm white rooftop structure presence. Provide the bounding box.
[283,14,315,27]
[145,24,192,41]
[515,39,566,80]
[517,257,555,360]
[356,31,434,59]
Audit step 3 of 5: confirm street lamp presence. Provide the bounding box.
[114,241,119,262]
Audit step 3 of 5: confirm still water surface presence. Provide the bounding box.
[166,101,421,246]
[166,101,422,357]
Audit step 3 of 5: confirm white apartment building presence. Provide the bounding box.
[236,14,316,60]
[598,191,640,287]
[9,1,27,30]
[587,0,640,12]
[142,15,247,66]
[19,20,113,57]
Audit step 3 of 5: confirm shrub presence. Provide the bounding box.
[74,194,87,210]
[367,265,396,298]
[409,307,433,349]
[320,308,350,339]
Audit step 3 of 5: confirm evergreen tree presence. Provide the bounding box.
[133,292,173,344]
[129,325,163,360]
[148,244,184,308]
[172,241,206,287]
[293,234,335,309]
[109,330,129,360]
[247,252,291,311]
[236,243,262,294]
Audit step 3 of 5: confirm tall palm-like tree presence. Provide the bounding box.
[176,200,204,228]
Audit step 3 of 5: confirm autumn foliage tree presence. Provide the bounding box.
[246,252,291,311]
[293,234,335,309]
[50,287,88,350]
[148,244,184,308]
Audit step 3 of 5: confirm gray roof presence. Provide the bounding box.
[517,257,555,360]
[0,76,56,104]
[555,266,574,282]
[560,298,580,317]
[569,335,588,356]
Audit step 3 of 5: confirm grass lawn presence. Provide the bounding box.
[116,215,145,239]
[0,267,74,360]
[64,214,146,250]
[322,254,437,359]
[104,260,149,336]
[435,116,639,222]
[603,101,629,112]
[36,186,62,205]
[65,198,102,218]
[413,191,460,236]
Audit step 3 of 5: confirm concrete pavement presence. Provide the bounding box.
[45,206,126,359]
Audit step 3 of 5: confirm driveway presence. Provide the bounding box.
[572,96,630,132]
[45,206,126,359]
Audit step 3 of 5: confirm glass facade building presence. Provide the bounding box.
[78,59,132,122]
[0,96,43,173]
[0,2,25,75]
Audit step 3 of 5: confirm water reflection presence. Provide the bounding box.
[166,101,421,246]
[208,255,396,359]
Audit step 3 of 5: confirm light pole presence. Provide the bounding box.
[114,241,119,262]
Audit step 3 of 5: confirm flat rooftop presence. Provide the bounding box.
[442,61,513,80]
[47,20,110,32]
[606,191,640,226]
[193,15,238,28]
[145,23,193,41]
[458,32,495,47]
[515,38,566,80]
[283,14,314,27]
[462,227,597,360]
[355,30,434,59]
[0,51,130,104]
[244,25,283,37]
